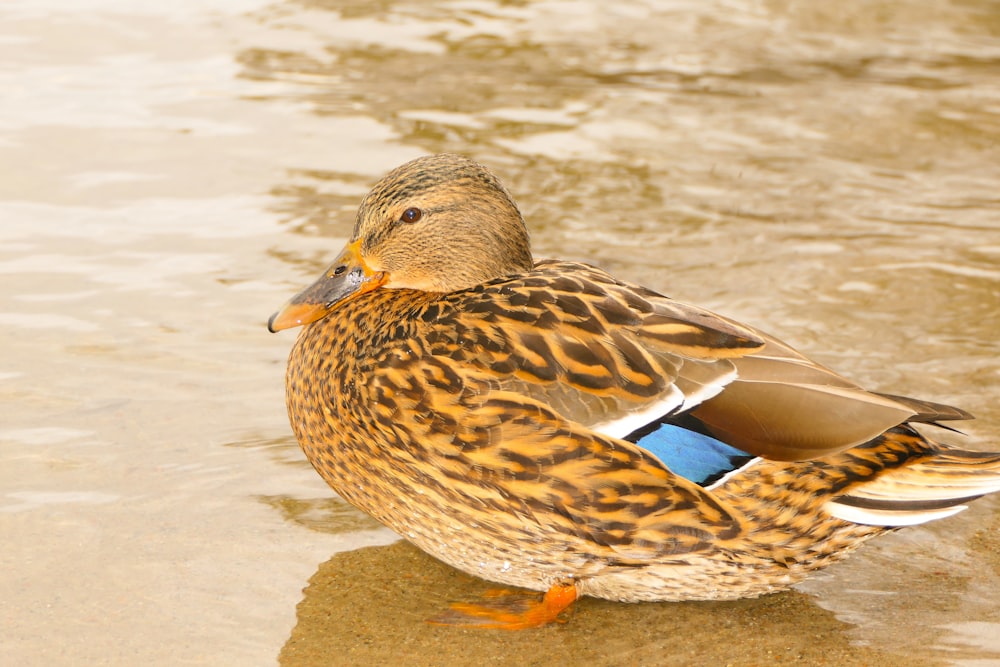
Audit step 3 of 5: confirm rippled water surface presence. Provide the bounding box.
[2,1,999,665]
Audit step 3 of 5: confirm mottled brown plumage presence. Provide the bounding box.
[269,154,1000,627]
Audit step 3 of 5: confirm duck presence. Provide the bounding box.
[269,153,1000,629]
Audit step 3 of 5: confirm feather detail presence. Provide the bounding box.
[590,363,737,439]
[691,337,919,460]
[823,503,967,527]
[624,422,754,486]
[871,392,974,422]
[826,446,1000,526]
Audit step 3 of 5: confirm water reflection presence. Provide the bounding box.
[280,541,941,667]
[941,621,1000,667]
[259,495,384,534]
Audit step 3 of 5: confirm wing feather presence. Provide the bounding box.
[431,260,956,464]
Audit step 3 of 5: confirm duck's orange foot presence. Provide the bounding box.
[428,582,578,630]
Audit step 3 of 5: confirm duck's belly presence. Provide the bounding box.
[307,455,875,603]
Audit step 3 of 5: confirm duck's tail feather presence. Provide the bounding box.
[872,392,974,423]
[825,444,1000,527]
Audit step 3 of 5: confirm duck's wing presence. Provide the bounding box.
[437,260,954,462]
[689,335,918,460]
[445,389,748,562]
[373,291,751,559]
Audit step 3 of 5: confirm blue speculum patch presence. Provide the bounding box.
[626,422,754,486]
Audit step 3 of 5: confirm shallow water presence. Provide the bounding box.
[2,1,999,665]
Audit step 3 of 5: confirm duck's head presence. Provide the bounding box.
[268,154,533,332]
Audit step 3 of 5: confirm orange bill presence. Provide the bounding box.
[268,240,387,332]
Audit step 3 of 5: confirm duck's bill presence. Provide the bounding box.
[267,240,387,332]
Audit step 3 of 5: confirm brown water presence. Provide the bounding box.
[2,1,999,665]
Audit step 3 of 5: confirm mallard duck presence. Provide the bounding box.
[269,153,1000,629]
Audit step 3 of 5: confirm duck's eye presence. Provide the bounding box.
[400,207,422,224]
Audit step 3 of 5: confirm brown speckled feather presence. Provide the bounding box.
[288,279,747,572]
[272,153,1000,605]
